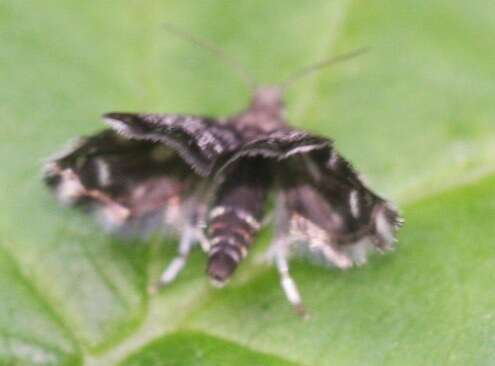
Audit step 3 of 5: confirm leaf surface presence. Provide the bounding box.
[0,1,494,365]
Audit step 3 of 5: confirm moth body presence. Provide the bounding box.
[206,155,272,285]
[43,84,402,316]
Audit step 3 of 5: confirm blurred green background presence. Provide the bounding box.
[1,1,494,365]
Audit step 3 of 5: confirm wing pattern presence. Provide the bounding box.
[103,113,241,176]
[43,129,195,236]
[277,146,402,268]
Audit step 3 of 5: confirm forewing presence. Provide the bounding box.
[43,129,195,236]
[278,146,402,267]
[213,124,401,266]
[103,113,241,176]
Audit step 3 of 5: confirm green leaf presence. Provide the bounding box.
[1,1,494,365]
[118,331,297,366]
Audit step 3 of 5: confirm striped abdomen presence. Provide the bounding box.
[207,158,271,285]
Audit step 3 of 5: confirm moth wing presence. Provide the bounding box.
[43,129,195,236]
[103,113,241,176]
[217,128,329,173]
[220,126,402,267]
[278,145,402,267]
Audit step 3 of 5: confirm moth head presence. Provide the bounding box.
[250,86,285,117]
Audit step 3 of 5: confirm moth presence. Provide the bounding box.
[42,25,402,316]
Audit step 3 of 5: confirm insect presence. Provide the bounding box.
[42,24,402,316]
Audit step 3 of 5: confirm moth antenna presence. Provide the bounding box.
[162,22,257,91]
[280,47,369,91]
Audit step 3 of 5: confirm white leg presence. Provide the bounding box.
[148,227,195,294]
[274,245,307,318]
[270,193,308,317]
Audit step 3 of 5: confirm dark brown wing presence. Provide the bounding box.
[103,113,241,176]
[278,145,402,267]
[216,125,402,267]
[43,129,195,236]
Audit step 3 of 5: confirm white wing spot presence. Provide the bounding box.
[349,190,360,218]
[328,150,339,169]
[95,158,111,186]
[56,169,85,205]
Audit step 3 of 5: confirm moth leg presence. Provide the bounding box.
[274,242,307,319]
[269,192,307,317]
[149,226,196,294]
